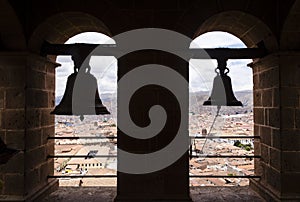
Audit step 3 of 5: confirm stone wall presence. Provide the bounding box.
[0,53,58,201]
[250,52,300,201]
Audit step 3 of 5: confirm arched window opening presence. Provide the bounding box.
[189,31,253,187]
[54,32,117,187]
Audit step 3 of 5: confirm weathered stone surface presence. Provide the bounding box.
[25,129,42,150]
[281,108,295,129]
[270,148,281,171]
[25,146,46,170]
[41,186,265,202]
[5,88,25,109]
[26,89,48,108]
[6,130,24,150]
[262,89,272,107]
[254,108,264,125]
[25,168,40,194]
[26,109,41,129]
[0,89,4,109]
[3,174,24,195]
[3,109,25,130]
[260,126,271,146]
[41,109,54,127]
[282,151,300,172]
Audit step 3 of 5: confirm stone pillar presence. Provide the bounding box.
[0,52,58,201]
[115,50,191,201]
[250,52,300,201]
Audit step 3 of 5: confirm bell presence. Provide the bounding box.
[51,71,110,116]
[203,73,243,107]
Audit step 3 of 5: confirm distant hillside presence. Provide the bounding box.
[55,93,116,105]
[189,90,253,114]
[56,90,253,115]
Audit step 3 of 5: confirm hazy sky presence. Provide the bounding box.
[55,31,252,97]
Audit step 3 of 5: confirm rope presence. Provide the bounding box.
[198,105,221,155]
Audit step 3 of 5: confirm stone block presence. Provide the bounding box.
[281,108,295,129]
[254,158,263,177]
[254,108,264,125]
[47,159,54,176]
[281,130,300,151]
[46,64,56,74]
[270,148,281,171]
[45,74,55,91]
[3,109,25,130]
[25,146,46,170]
[0,89,4,109]
[273,88,280,107]
[41,109,54,127]
[27,55,47,73]
[0,67,9,87]
[253,139,261,156]
[268,108,280,128]
[25,129,42,150]
[26,109,41,129]
[48,91,55,108]
[0,110,3,128]
[5,88,25,109]
[253,74,260,90]
[254,124,260,135]
[282,172,300,195]
[26,89,48,108]
[271,129,281,149]
[282,151,300,172]
[260,126,271,146]
[259,68,279,89]
[27,70,46,90]
[0,130,5,142]
[279,56,300,87]
[0,66,26,88]
[6,130,24,150]
[40,162,49,184]
[42,126,54,145]
[296,109,300,129]
[281,87,299,107]
[253,90,262,106]
[261,144,270,164]
[2,152,24,174]
[46,142,55,156]
[262,89,272,107]
[25,168,40,194]
[265,166,281,192]
[3,174,24,195]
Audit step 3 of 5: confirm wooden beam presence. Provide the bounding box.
[41,41,267,59]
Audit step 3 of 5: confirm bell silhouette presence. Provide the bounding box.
[0,138,19,164]
[51,71,110,116]
[203,73,243,107]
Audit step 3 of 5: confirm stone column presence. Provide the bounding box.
[250,52,300,201]
[0,52,58,201]
[115,50,192,201]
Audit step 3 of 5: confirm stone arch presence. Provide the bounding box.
[194,11,278,51]
[0,0,26,50]
[29,12,112,53]
[280,0,300,49]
